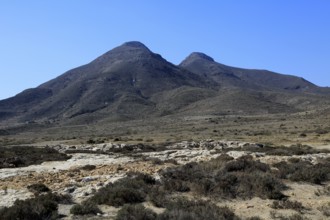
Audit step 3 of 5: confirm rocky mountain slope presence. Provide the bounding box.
[180,52,320,92]
[0,41,329,126]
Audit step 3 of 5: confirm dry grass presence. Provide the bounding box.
[2,107,330,147]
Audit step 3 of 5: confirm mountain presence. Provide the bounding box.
[178,52,330,115]
[179,52,321,93]
[0,41,329,127]
[0,42,215,124]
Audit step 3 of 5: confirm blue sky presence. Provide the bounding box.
[1,1,330,100]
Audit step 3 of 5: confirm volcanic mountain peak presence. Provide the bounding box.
[90,41,158,66]
[121,41,149,49]
[112,41,152,54]
[183,52,215,63]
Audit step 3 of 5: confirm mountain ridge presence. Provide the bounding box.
[0,41,329,126]
[180,52,322,93]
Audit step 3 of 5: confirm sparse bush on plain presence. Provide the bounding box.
[158,197,240,220]
[225,144,330,156]
[164,179,190,192]
[86,139,96,144]
[224,155,270,172]
[318,202,330,217]
[148,157,164,165]
[116,204,157,220]
[0,193,69,220]
[267,144,325,156]
[70,200,102,216]
[164,158,178,165]
[160,155,286,200]
[89,173,156,207]
[288,157,301,163]
[315,185,330,196]
[274,160,330,184]
[106,143,158,154]
[246,217,263,220]
[86,138,105,144]
[27,183,51,195]
[271,200,305,212]
[270,211,309,220]
[80,164,96,171]
[0,146,71,168]
[90,184,146,207]
[148,186,169,208]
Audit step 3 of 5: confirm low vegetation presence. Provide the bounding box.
[0,193,71,220]
[315,184,330,196]
[4,141,325,219]
[158,197,240,220]
[317,202,330,217]
[27,183,51,195]
[67,155,291,218]
[270,211,308,220]
[88,172,155,207]
[70,200,102,216]
[80,164,96,171]
[115,197,240,220]
[271,200,305,212]
[0,146,71,168]
[274,160,330,184]
[116,204,157,220]
[225,144,330,156]
[161,155,286,200]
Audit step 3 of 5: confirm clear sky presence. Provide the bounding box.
[1,1,330,100]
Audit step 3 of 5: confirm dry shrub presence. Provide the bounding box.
[89,173,156,207]
[271,200,305,212]
[116,204,157,220]
[0,193,70,220]
[160,155,286,200]
[158,197,240,220]
[70,200,102,216]
[0,146,71,168]
[80,164,96,171]
[274,160,330,184]
[27,183,51,195]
